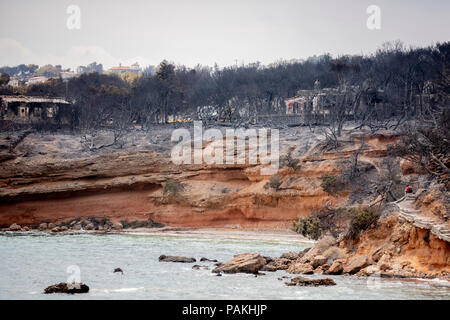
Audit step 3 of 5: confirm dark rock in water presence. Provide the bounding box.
[285,276,336,287]
[158,255,196,263]
[113,268,123,274]
[200,257,218,262]
[277,276,290,281]
[214,262,223,267]
[44,282,89,294]
[192,265,210,270]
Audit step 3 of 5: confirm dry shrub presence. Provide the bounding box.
[280,151,300,170]
[264,175,282,191]
[320,174,345,195]
[292,216,322,240]
[163,179,185,195]
[347,206,381,238]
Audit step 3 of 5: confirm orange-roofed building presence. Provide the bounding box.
[109,62,141,75]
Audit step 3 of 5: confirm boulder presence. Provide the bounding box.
[38,223,48,231]
[21,226,30,232]
[297,245,322,264]
[285,276,336,287]
[261,264,278,272]
[69,220,78,227]
[371,247,384,262]
[343,256,369,275]
[263,256,274,264]
[261,258,291,272]
[311,255,328,268]
[84,223,94,231]
[286,263,314,275]
[212,253,266,274]
[359,265,380,276]
[44,282,89,294]
[158,255,196,263]
[112,222,123,231]
[325,259,344,275]
[59,226,68,232]
[51,227,61,233]
[315,264,330,274]
[298,247,311,259]
[9,223,21,231]
[280,251,299,260]
[48,223,56,229]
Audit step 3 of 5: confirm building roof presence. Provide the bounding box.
[0,95,70,104]
[28,76,49,80]
[110,66,131,70]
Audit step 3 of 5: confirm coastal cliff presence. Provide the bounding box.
[0,126,448,279]
[0,127,391,228]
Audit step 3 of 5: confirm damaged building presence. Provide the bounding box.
[284,83,387,121]
[0,95,72,125]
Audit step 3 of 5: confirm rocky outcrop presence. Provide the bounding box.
[285,276,336,287]
[311,255,328,268]
[343,256,369,275]
[325,259,344,275]
[286,263,314,274]
[158,255,196,263]
[284,213,450,280]
[112,222,123,231]
[212,253,266,274]
[9,223,21,231]
[44,282,89,294]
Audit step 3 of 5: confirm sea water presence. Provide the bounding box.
[0,233,449,300]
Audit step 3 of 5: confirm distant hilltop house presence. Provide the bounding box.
[25,72,79,86]
[108,62,142,75]
[0,95,72,125]
[27,76,50,85]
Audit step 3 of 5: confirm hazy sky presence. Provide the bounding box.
[0,0,449,70]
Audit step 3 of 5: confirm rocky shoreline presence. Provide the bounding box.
[2,215,449,282]
[1,211,450,281]
[0,217,164,234]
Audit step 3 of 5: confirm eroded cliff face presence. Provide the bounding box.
[0,129,393,229]
[339,214,450,276]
